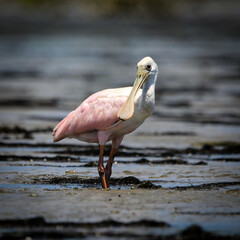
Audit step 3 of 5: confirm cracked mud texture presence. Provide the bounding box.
[0,8,240,239]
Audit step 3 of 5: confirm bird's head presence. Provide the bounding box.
[117,56,158,120]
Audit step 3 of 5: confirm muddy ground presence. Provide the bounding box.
[0,19,240,239]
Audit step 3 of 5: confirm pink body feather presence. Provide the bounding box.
[53,87,132,143]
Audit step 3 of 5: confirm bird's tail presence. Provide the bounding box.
[52,111,74,142]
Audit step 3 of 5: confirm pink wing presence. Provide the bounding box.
[52,87,131,142]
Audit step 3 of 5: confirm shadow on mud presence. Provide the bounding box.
[0,217,239,240]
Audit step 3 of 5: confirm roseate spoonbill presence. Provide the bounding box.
[52,56,158,189]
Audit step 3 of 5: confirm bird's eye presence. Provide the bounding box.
[146,65,151,71]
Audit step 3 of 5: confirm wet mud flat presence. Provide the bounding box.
[1,181,240,240]
[0,140,240,240]
[0,20,240,239]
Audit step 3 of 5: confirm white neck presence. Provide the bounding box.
[140,71,158,115]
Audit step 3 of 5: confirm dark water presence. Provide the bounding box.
[0,22,240,239]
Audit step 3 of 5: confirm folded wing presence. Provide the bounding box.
[52,87,131,142]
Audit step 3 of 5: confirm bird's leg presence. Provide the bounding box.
[98,145,107,189]
[105,136,123,188]
[105,147,118,188]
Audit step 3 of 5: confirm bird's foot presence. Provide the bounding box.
[98,165,108,189]
[105,162,113,188]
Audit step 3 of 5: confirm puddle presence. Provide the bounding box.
[0,183,68,191]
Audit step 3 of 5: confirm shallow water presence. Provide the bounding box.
[0,21,240,239]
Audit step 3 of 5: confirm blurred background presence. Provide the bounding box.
[0,0,240,145]
[0,1,240,238]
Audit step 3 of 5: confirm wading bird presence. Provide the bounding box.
[53,56,158,189]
